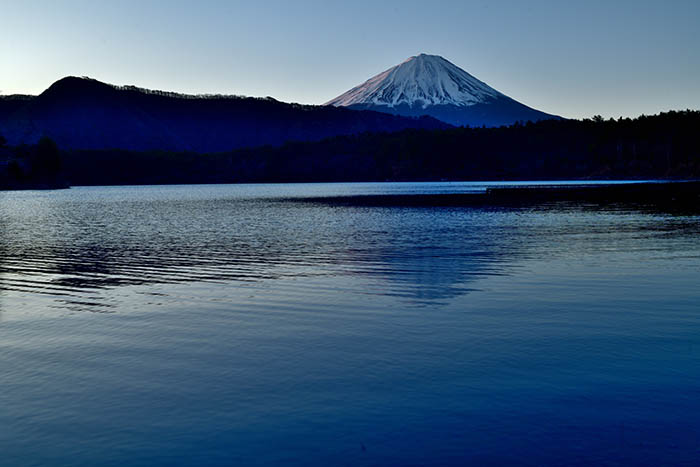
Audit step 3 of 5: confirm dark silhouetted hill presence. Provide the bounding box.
[0,77,449,152]
[0,95,32,121]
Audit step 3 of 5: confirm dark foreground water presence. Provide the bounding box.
[1,182,699,466]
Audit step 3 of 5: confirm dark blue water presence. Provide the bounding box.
[1,182,699,466]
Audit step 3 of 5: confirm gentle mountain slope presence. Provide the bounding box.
[326,54,560,127]
[0,77,448,152]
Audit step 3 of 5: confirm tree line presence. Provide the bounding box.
[59,110,700,185]
[0,136,66,189]
[2,110,699,188]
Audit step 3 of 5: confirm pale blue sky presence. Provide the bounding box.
[1,0,699,118]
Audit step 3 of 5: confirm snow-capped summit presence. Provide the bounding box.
[326,53,502,109]
[326,54,559,127]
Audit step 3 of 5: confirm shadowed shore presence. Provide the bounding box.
[290,181,700,211]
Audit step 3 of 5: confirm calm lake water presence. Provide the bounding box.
[2,182,699,466]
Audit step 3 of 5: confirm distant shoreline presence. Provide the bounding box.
[288,180,700,211]
[5,179,698,214]
[2,178,697,192]
[0,181,70,191]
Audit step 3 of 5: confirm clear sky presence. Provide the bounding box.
[2,0,699,119]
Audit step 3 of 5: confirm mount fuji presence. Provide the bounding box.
[326,54,560,127]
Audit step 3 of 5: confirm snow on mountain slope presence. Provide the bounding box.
[326,54,560,127]
[326,54,504,109]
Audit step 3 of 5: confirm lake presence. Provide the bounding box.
[1,182,699,466]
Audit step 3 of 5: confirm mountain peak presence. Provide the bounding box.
[326,54,503,109]
[409,53,443,60]
[41,76,117,100]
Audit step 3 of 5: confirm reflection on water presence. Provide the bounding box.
[0,185,517,311]
[1,184,697,312]
[1,183,700,466]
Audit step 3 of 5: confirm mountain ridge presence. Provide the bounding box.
[0,76,449,152]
